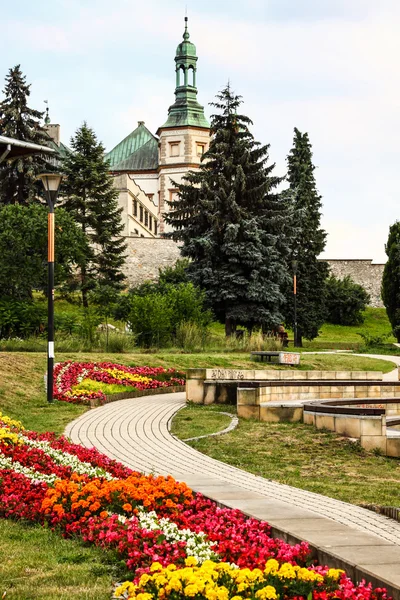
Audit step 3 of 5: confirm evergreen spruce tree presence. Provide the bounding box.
[166,85,293,336]
[382,222,400,342]
[0,65,49,204]
[284,128,328,346]
[62,123,126,307]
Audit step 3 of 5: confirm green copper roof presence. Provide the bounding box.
[159,18,209,131]
[110,138,158,171]
[106,123,158,169]
[176,20,196,57]
[46,138,70,158]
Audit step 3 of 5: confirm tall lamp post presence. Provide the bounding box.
[37,173,63,403]
[292,260,298,347]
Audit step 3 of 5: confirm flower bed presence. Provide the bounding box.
[53,361,186,405]
[0,412,390,600]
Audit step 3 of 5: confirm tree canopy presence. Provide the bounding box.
[284,128,328,345]
[0,203,88,300]
[62,123,126,306]
[0,65,50,205]
[382,221,400,341]
[165,85,293,335]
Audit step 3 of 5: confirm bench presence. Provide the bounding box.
[251,351,301,365]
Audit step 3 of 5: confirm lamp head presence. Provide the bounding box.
[36,173,63,209]
[292,259,298,274]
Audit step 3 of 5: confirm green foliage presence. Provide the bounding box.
[357,331,392,349]
[0,298,46,338]
[382,221,400,342]
[124,282,212,348]
[284,128,328,345]
[325,275,370,325]
[62,123,126,307]
[0,65,51,205]
[175,321,210,352]
[127,293,174,347]
[158,259,190,286]
[0,203,88,300]
[165,85,293,336]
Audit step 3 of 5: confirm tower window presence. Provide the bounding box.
[169,189,179,204]
[145,211,149,227]
[149,215,153,230]
[169,142,180,157]
[197,143,205,157]
[133,199,138,216]
[139,205,143,222]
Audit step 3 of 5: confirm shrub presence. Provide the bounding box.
[127,294,174,348]
[121,283,212,348]
[0,298,47,339]
[325,275,370,326]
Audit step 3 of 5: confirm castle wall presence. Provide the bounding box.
[122,241,385,309]
[325,259,385,308]
[124,237,181,287]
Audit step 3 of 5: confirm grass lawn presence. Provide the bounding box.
[0,351,396,433]
[172,405,400,508]
[171,404,234,439]
[304,307,395,349]
[0,519,125,600]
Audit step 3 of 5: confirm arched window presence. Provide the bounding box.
[188,65,195,86]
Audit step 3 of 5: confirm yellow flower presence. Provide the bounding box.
[167,578,182,592]
[184,584,199,597]
[185,557,198,567]
[114,582,136,598]
[139,574,151,587]
[277,563,296,579]
[150,562,163,572]
[237,583,248,593]
[296,568,323,583]
[255,586,277,600]
[264,560,279,575]
[216,586,229,600]
[327,568,345,581]
[137,594,153,600]
[249,568,263,582]
[231,596,243,600]
[204,587,218,600]
[0,428,22,446]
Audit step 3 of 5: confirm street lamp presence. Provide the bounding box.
[37,173,63,403]
[292,259,298,347]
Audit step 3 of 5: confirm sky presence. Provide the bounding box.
[1,0,399,263]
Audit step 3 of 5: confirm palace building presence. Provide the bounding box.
[105,17,210,237]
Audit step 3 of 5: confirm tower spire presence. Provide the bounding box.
[158,18,209,130]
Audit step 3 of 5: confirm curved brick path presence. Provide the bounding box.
[65,391,400,545]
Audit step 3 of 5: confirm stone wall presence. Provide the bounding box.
[122,240,386,308]
[325,259,385,308]
[124,237,181,287]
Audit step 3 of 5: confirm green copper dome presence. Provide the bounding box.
[176,22,196,57]
[159,17,209,131]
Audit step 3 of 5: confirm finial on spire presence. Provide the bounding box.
[44,100,50,125]
[183,13,189,40]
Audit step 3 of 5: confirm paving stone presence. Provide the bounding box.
[65,388,400,596]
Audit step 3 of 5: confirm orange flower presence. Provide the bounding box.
[122,503,133,512]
